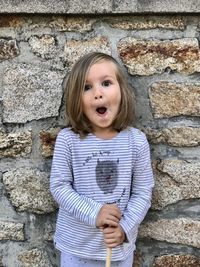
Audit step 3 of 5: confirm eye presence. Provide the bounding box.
[84,84,92,91]
[102,80,111,87]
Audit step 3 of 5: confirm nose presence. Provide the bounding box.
[95,95,102,99]
[94,86,103,100]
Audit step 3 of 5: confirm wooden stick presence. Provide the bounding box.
[106,247,112,267]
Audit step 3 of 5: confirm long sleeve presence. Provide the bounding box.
[51,127,153,261]
[50,130,103,227]
[119,134,154,242]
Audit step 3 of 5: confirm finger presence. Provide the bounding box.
[104,215,120,225]
[110,204,120,210]
[108,215,120,224]
[106,205,121,217]
[103,227,116,234]
[100,208,121,221]
[103,231,115,239]
[109,209,121,219]
[104,238,119,248]
[104,234,123,247]
[103,220,118,228]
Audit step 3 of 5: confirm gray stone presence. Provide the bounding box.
[49,17,94,32]
[0,130,32,158]
[145,127,200,146]
[0,39,19,61]
[152,254,200,267]
[39,128,60,158]
[118,38,200,76]
[149,82,200,118]
[104,15,186,30]
[67,0,112,14]
[2,64,63,123]
[139,218,200,248]
[133,250,142,267]
[0,15,25,28]
[64,37,111,68]
[3,168,57,214]
[18,248,52,267]
[0,0,200,13]
[43,222,54,242]
[28,35,57,59]
[0,0,68,13]
[152,159,200,210]
[114,0,200,13]
[0,220,24,241]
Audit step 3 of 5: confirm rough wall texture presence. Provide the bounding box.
[0,0,200,13]
[0,12,200,267]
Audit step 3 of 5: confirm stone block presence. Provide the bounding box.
[145,127,200,146]
[149,82,200,118]
[64,37,111,68]
[152,159,200,210]
[0,130,32,158]
[0,39,19,62]
[0,0,68,13]
[0,220,24,241]
[43,222,54,242]
[104,15,185,30]
[0,15,24,28]
[39,128,60,158]
[18,248,52,267]
[139,218,200,248]
[0,0,200,13]
[152,254,200,267]
[49,17,94,32]
[118,38,200,75]
[3,168,57,214]
[28,35,56,59]
[133,250,143,267]
[67,0,112,13]
[113,0,200,14]
[2,64,63,123]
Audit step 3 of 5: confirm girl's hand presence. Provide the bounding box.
[103,225,125,248]
[96,204,121,228]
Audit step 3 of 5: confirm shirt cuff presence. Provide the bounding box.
[90,202,104,227]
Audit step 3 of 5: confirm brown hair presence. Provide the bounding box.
[65,52,135,137]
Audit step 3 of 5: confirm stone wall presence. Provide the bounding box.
[1,0,200,13]
[0,13,200,267]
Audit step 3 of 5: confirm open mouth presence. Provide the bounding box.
[96,107,107,115]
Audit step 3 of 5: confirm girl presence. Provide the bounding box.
[50,52,154,267]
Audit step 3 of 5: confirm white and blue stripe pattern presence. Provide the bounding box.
[50,127,154,261]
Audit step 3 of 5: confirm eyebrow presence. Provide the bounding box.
[101,75,114,79]
[85,75,114,83]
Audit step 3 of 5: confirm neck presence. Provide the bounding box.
[93,129,119,139]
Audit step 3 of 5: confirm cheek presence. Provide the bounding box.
[82,100,92,117]
[81,95,88,109]
[114,92,121,106]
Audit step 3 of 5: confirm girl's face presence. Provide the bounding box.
[82,60,121,137]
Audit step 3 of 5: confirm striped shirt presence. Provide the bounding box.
[50,127,154,261]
